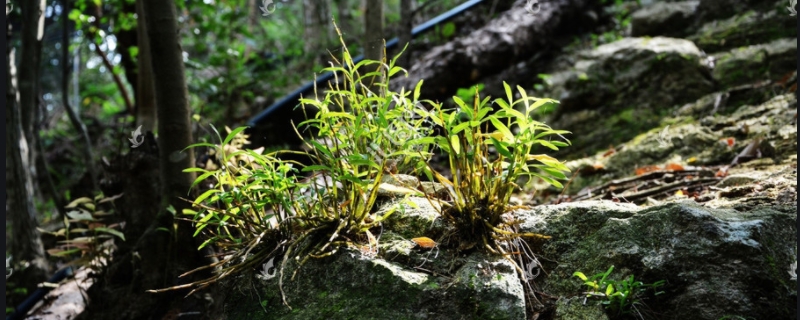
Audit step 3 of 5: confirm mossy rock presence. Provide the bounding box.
[689,9,795,53]
[221,248,526,319]
[516,200,797,319]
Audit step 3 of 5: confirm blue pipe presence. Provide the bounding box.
[7,267,74,320]
[247,0,486,126]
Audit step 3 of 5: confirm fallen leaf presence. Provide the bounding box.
[720,137,735,148]
[635,165,661,176]
[412,237,437,249]
[602,146,616,158]
[665,163,684,171]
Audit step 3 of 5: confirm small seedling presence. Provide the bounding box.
[574,266,665,319]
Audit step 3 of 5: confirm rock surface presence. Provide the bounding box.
[516,199,796,319]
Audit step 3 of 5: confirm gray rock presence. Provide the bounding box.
[223,248,527,320]
[544,37,714,158]
[515,200,797,319]
[631,1,700,37]
[689,9,796,53]
[553,297,609,320]
[711,37,797,88]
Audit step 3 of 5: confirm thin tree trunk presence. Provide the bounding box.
[398,0,414,69]
[142,0,204,289]
[303,0,331,64]
[363,0,384,94]
[335,0,353,42]
[63,0,99,192]
[136,0,157,132]
[18,0,45,210]
[7,11,50,292]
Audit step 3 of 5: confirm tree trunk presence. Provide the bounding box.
[18,0,45,212]
[7,7,50,293]
[391,0,597,101]
[303,0,331,64]
[334,0,353,43]
[363,0,384,94]
[142,0,206,289]
[136,0,157,132]
[398,0,414,69]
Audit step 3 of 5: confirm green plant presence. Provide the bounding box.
[410,82,570,252]
[161,28,430,306]
[574,266,665,318]
[164,26,572,313]
[42,194,125,273]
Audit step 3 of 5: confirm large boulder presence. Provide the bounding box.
[711,37,797,88]
[516,199,797,320]
[688,8,796,53]
[631,1,700,37]
[221,236,528,320]
[543,37,714,158]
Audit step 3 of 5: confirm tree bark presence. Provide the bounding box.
[303,0,331,64]
[363,0,384,94]
[334,0,353,43]
[18,0,45,210]
[398,0,414,69]
[391,0,596,101]
[136,0,157,132]
[7,7,50,293]
[142,0,203,289]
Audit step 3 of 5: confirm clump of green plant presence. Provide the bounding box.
[410,82,570,253]
[574,266,665,319]
[160,28,431,306]
[163,26,573,313]
[154,126,306,295]
[405,82,571,311]
[43,194,125,273]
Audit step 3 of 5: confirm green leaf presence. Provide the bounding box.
[191,171,217,191]
[490,137,513,159]
[65,197,94,209]
[184,142,218,151]
[573,271,588,281]
[320,112,356,121]
[450,135,461,155]
[302,164,334,172]
[538,140,560,151]
[223,127,249,146]
[66,209,95,221]
[413,80,424,101]
[95,227,126,241]
[194,189,222,205]
[605,284,615,296]
[503,81,513,104]
[488,117,514,142]
[452,122,471,134]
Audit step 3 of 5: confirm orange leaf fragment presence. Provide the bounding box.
[665,163,684,171]
[412,237,437,249]
[635,165,661,176]
[720,137,735,148]
[602,145,616,158]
